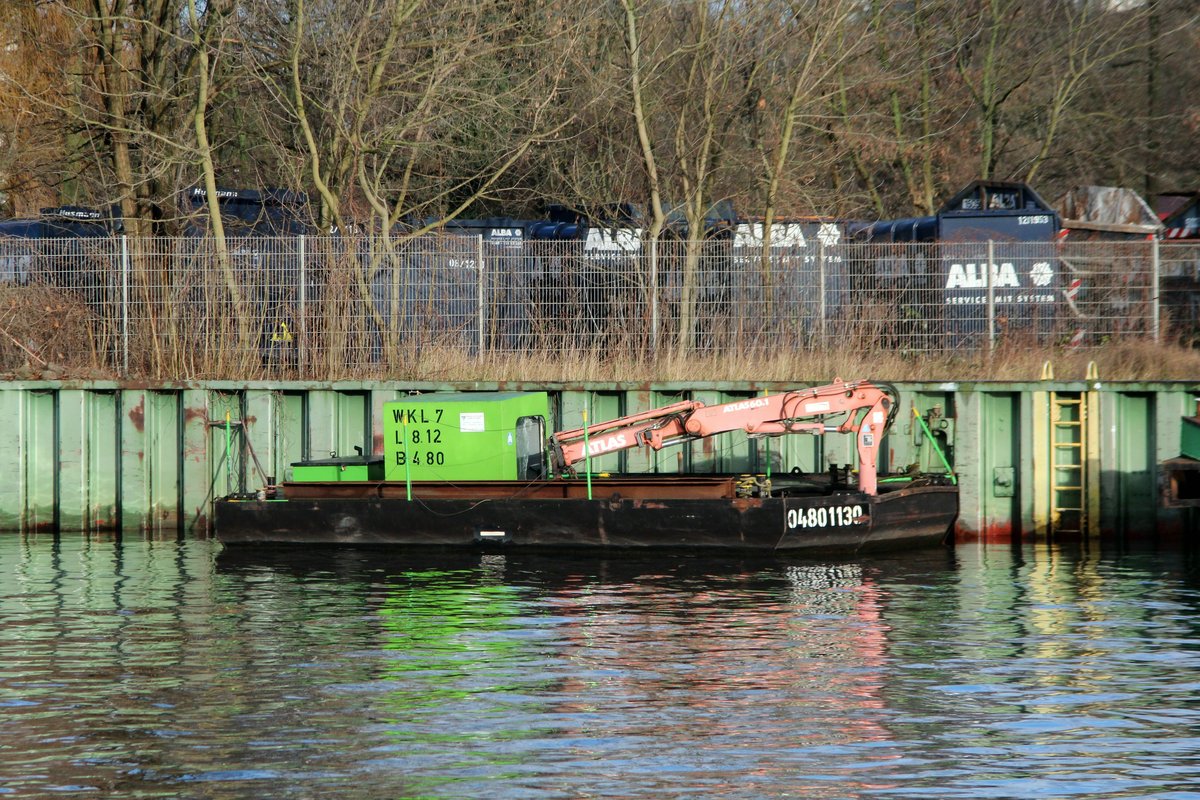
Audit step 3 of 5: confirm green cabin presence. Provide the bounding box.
[383,392,551,482]
[1184,414,1200,461]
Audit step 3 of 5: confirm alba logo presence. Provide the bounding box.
[945,262,1020,289]
[816,223,841,247]
[1029,261,1054,286]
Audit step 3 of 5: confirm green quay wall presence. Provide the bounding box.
[0,380,1196,540]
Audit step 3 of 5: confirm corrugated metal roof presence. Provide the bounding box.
[1054,186,1163,229]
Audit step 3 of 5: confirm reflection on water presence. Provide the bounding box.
[0,537,1198,798]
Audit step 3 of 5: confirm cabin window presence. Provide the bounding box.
[515,415,546,480]
[988,191,1018,210]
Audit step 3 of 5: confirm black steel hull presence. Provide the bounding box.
[215,483,957,554]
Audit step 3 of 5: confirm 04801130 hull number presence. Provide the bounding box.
[786,503,868,530]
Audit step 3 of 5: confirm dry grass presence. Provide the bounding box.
[2,324,1197,384]
[0,286,112,378]
[367,339,1200,384]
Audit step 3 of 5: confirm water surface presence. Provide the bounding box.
[1,537,1198,798]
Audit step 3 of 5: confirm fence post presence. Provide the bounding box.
[120,235,129,375]
[649,236,659,357]
[1151,236,1160,343]
[986,239,996,351]
[298,234,307,376]
[477,234,485,356]
[819,241,827,344]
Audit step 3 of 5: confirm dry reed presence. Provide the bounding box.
[372,339,1200,384]
[9,334,1196,384]
[1,278,1198,384]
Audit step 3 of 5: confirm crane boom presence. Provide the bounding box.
[550,379,898,495]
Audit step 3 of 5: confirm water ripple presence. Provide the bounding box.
[0,539,1197,798]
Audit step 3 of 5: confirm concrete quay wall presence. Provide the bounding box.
[0,380,1196,539]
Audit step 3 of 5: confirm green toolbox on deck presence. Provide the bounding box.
[384,392,551,482]
[291,455,385,482]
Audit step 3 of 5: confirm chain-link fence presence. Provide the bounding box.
[0,234,1195,377]
[1160,240,1200,346]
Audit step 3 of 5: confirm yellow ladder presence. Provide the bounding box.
[1050,392,1086,535]
[1033,362,1100,537]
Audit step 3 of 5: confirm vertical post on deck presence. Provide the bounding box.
[582,401,593,501]
[403,415,412,502]
[763,389,772,485]
[224,409,233,497]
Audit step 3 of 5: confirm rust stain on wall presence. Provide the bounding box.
[127,395,146,432]
[955,520,1016,544]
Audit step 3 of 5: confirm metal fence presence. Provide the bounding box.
[0,234,1196,377]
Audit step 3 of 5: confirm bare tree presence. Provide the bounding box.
[0,2,81,213]
[1019,0,1153,186]
[739,0,866,325]
[1,0,1197,230]
[187,0,238,303]
[250,0,579,364]
[619,0,764,352]
[621,0,668,348]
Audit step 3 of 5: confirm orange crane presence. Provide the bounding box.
[550,379,898,495]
